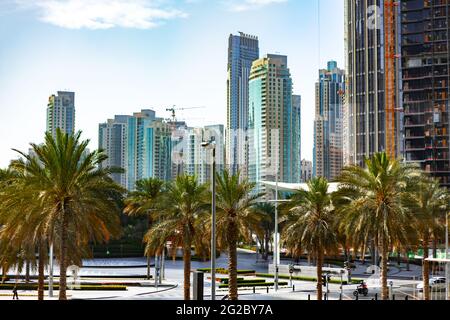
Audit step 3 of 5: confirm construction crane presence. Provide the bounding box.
[384,1,400,159]
[166,106,206,123]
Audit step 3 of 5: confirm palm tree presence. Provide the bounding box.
[335,152,420,300]
[9,129,123,300]
[282,177,338,300]
[143,175,209,300]
[215,170,261,300]
[125,178,166,278]
[403,176,449,300]
[252,203,275,261]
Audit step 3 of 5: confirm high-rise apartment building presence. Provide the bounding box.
[46,91,75,137]
[227,32,259,175]
[401,0,450,187]
[301,159,313,182]
[99,115,130,187]
[314,61,345,181]
[248,54,301,194]
[99,109,172,190]
[344,1,401,166]
[182,125,225,184]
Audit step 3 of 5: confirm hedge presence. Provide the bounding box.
[220,279,266,285]
[219,282,289,289]
[0,284,127,291]
[255,273,363,285]
[197,268,255,275]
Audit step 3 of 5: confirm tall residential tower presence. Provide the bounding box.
[46,91,75,137]
[226,32,259,176]
[248,54,301,194]
[314,61,345,181]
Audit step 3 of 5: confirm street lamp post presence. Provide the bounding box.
[446,212,449,300]
[273,148,279,292]
[49,242,54,297]
[202,139,216,300]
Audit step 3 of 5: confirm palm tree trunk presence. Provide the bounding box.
[380,241,389,300]
[228,219,239,301]
[317,249,323,300]
[423,236,430,300]
[25,261,30,283]
[59,211,69,300]
[38,243,45,301]
[183,238,191,300]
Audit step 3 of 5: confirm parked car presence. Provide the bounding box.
[417,277,446,292]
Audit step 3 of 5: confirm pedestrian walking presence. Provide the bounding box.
[12,284,19,300]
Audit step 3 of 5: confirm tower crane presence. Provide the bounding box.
[166,106,206,123]
[384,1,400,159]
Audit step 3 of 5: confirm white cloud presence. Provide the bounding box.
[14,0,187,30]
[227,0,288,12]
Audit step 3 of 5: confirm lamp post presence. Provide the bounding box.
[446,212,449,300]
[202,139,216,300]
[274,150,279,291]
[49,242,54,297]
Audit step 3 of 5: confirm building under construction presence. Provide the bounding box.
[345,0,450,187]
[402,0,450,187]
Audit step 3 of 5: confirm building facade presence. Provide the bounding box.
[226,32,259,176]
[314,61,345,181]
[46,91,75,137]
[182,125,225,184]
[99,115,130,187]
[99,109,172,190]
[345,0,402,167]
[301,159,313,182]
[248,54,301,195]
[401,0,450,187]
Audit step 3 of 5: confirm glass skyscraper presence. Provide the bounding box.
[314,61,345,181]
[248,54,301,195]
[99,109,172,190]
[226,32,259,176]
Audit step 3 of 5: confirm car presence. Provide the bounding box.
[417,277,446,292]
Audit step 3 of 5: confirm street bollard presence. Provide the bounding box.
[405,296,408,301]
[392,294,396,301]
[324,293,327,300]
[375,293,378,300]
[308,294,310,300]
[292,285,295,292]
[339,293,342,300]
[266,287,269,294]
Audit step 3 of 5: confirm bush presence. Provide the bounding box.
[197,268,255,275]
[255,273,363,285]
[219,281,288,289]
[0,283,127,291]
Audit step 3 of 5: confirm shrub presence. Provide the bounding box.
[219,281,289,289]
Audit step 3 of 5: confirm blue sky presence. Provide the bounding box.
[0,0,344,168]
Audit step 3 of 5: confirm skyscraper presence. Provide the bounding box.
[344,1,401,166]
[99,115,130,187]
[401,0,450,187]
[99,109,172,190]
[182,125,225,184]
[227,32,259,176]
[314,61,345,181]
[248,54,301,194]
[46,91,75,137]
